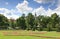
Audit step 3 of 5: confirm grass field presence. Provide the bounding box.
[0,30,60,39]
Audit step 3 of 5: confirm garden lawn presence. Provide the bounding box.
[0,30,60,39]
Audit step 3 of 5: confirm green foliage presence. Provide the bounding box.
[16,14,27,30]
[0,13,60,32]
[56,23,60,32]
[26,13,35,30]
[0,14,9,29]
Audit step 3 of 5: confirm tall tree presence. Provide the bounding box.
[0,14,9,29]
[26,13,35,30]
[16,14,26,30]
[51,13,59,28]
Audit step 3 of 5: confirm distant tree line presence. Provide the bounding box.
[0,13,60,32]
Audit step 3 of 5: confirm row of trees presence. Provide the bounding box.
[0,13,60,31]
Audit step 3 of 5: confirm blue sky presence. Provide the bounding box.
[0,0,60,19]
[0,0,58,9]
[0,0,23,9]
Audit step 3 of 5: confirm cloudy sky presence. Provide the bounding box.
[0,0,60,19]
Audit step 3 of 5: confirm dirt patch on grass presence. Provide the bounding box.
[29,32,47,34]
[5,34,60,39]
[2,31,60,39]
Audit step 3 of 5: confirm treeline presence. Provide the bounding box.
[0,13,60,32]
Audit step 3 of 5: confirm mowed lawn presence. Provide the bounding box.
[0,30,60,39]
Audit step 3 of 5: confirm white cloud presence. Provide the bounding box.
[0,6,60,20]
[32,6,60,17]
[0,0,33,20]
[32,6,46,16]
[16,0,33,15]
[32,6,53,16]
[0,8,10,15]
[0,0,60,20]
[0,7,60,20]
[46,8,54,16]
[0,8,19,20]
[34,0,54,4]
[34,0,56,8]
[53,7,60,15]
[34,0,43,3]
[32,0,60,16]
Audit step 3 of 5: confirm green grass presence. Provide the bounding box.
[0,36,52,39]
[0,30,60,39]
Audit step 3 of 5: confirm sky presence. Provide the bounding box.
[0,0,60,19]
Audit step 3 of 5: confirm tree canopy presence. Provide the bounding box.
[0,13,60,31]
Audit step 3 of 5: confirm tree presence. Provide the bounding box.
[16,14,26,30]
[51,13,59,28]
[55,23,60,32]
[37,15,50,31]
[37,15,43,31]
[0,14,9,30]
[26,13,35,30]
[47,22,53,31]
[32,13,38,31]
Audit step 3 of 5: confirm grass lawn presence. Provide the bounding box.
[0,30,60,39]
